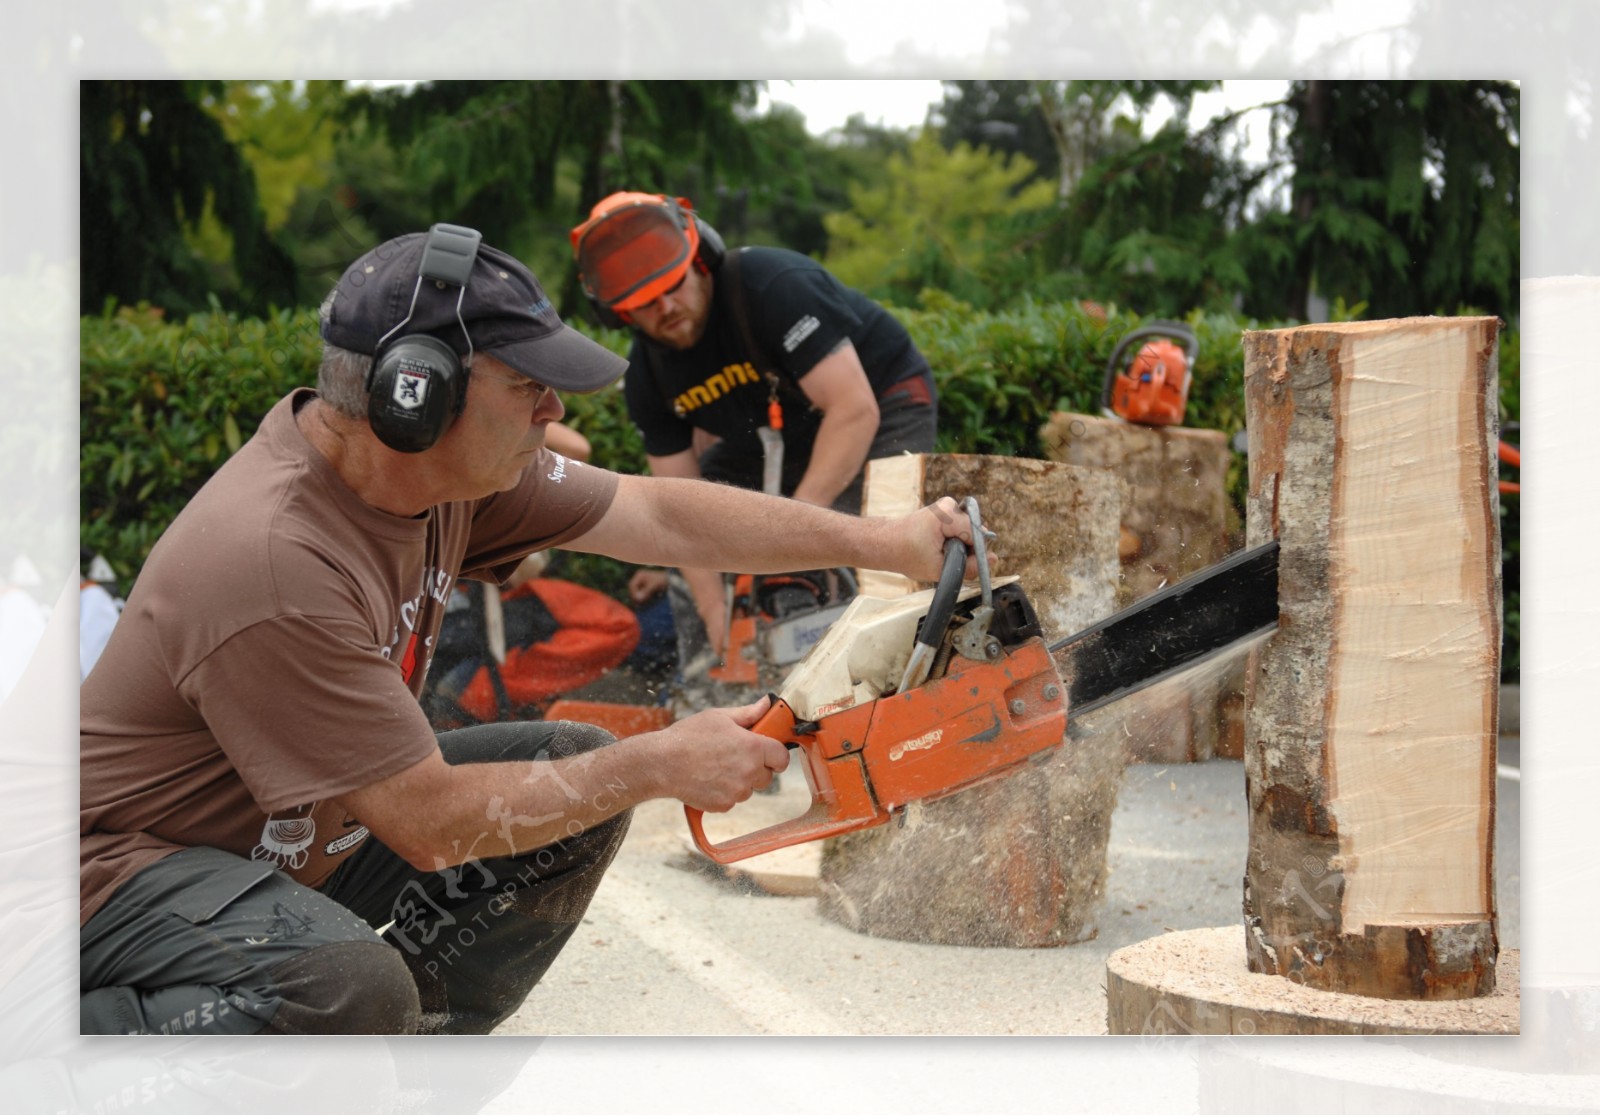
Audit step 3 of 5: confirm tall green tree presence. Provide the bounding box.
[80,81,298,316]
[932,81,1059,182]
[1261,80,1520,321]
[349,80,768,313]
[1056,118,1264,317]
[822,130,1057,308]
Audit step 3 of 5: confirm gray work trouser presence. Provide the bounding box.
[79,720,629,1036]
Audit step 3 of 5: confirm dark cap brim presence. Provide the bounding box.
[485,324,628,393]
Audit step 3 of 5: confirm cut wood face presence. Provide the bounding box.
[1324,322,1499,932]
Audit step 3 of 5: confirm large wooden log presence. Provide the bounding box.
[1039,413,1243,762]
[1241,316,1501,999]
[821,454,1124,946]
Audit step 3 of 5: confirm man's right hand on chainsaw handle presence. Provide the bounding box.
[642,694,789,812]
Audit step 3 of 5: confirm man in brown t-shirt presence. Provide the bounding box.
[79,225,981,1035]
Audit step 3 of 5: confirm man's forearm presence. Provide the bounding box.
[341,703,790,870]
[678,563,729,656]
[790,404,878,508]
[345,736,665,869]
[573,478,972,596]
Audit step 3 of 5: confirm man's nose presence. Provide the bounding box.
[537,389,566,423]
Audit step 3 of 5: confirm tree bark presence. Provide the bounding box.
[1241,316,1502,999]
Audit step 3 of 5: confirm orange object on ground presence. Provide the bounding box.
[455,578,640,723]
[543,699,674,738]
[1102,322,1197,427]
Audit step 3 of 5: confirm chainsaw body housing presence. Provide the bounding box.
[686,580,1068,863]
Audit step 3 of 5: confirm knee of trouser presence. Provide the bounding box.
[540,719,617,760]
[262,940,421,1035]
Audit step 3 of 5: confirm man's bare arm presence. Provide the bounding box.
[787,341,880,508]
[337,696,787,869]
[568,481,979,586]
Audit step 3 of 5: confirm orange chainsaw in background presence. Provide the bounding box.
[1102,321,1198,426]
[685,498,1281,864]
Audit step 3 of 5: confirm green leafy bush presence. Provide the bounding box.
[80,301,1520,679]
[81,301,325,579]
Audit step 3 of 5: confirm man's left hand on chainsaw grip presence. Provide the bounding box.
[912,496,993,584]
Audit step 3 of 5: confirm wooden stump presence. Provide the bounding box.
[1241,317,1502,999]
[1106,927,1519,1035]
[856,453,1125,641]
[821,454,1124,946]
[1039,413,1244,763]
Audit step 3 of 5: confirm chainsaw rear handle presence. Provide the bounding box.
[922,537,970,655]
[684,696,883,864]
[1100,321,1198,413]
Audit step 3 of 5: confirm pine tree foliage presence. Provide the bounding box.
[80,81,298,316]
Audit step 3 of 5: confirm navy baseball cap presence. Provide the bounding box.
[321,229,628,393]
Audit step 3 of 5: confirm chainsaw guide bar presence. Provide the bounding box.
[1049,539,1280,718]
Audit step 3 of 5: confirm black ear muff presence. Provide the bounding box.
[367,333,467,454]
[588,296,629,331]
[365,223,482,453]
[693,216,726,271]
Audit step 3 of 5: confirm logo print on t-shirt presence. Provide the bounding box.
[782,314,820,353]
[671,361,762,418]
[252,813,316,870]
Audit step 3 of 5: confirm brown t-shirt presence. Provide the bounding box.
[79,389,618,925]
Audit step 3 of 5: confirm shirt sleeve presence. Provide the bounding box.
[745,262,864,382]
[457,452,621,584]
[180,613,440,814]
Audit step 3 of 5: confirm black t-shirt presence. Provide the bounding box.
[624,247,931,459]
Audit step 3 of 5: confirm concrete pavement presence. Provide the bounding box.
[495,738,1520,1036]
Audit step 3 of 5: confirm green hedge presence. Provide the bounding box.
[80,299,1520,678]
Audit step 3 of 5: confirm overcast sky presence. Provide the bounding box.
[764,79,1287,165]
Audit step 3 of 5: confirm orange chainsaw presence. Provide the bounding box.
[1102,321,1197,426]
[685,498,1279,863]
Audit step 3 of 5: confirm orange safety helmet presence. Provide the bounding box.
[570,193,724,323]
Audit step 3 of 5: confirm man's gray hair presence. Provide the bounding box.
[317,287,372,418]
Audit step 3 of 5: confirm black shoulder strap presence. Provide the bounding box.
[721,249,801,399]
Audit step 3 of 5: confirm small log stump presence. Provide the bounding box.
[1106,926,1518,1035]
[1039,413,1244,763]
[821,454,1124,946]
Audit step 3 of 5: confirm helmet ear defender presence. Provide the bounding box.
[366,224,483,453]
[691,215,725,271]
[574,195,724,330]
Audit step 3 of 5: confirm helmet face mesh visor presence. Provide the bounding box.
[576,202,696,310]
